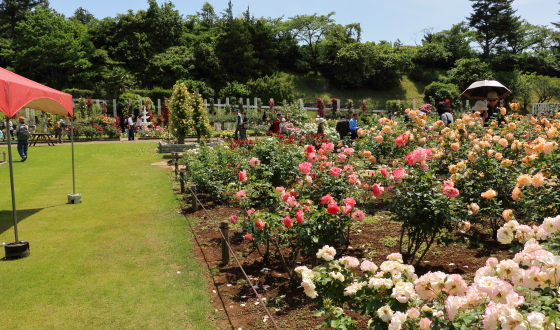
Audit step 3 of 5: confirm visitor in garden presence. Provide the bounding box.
[261,112,269,124]
[335,115,349,140]
[471,100,488,122]
[15,116,29,162]
[240,112,249,141]
[233,108,242,140]
[54,118,63,144]
[269,113,282,134]
[349,112,359,140]
[436,100,449,116]
[440,105,454,127]
[280,117,288,135]
[445,99,453,113]
[8,119,13,138]
[127,114,135,140]
[483,91,500,126]
[317,117,326,135]
[135,115,142,132]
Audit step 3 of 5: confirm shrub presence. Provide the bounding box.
[423,81,460,104]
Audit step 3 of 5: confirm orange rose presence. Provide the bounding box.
[481,189,497,199]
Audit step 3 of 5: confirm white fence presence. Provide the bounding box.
[532,103,560,116]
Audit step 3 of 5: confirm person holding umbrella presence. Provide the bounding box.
[482,91,501,126]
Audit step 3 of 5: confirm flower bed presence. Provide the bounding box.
[180,108,560,329]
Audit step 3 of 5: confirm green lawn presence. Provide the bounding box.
[0,142,214,329]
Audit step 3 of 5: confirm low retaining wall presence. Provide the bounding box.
[157,141,224,153]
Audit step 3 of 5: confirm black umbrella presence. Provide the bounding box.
[462,80,512,100]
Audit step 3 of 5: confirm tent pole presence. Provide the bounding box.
[71,116,75,194]
[6,116,19,242]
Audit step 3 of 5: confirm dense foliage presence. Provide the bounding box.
[0,0,557,107]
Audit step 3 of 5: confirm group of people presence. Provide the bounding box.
[333,113,359,140]
[234,109,250,140]
[125,114,145,140]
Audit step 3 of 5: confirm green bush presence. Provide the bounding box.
[246,74,294,103]
[117,93,144,117]
[385,100,412,114]
[423,81,460,104]
[219,81,251,99]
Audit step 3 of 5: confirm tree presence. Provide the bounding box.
[443,58,493,92]
[428,22,475,67]
[530,74,560,103]
[0,0,46,38]
[88,0,185,88]
[7,7,94,89]
[284,12,335,73]
[169,82,211,143]
[468,0,522,61]
[70,7,95,25]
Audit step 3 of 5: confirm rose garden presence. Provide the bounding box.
[148,80,560,330]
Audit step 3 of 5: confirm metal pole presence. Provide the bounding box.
[6,116,19,242]
[71,117,75,194]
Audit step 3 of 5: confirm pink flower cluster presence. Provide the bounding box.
[442,180,460,198]
[405,147,432,169]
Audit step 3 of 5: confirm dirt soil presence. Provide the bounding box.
[177,189,514,330]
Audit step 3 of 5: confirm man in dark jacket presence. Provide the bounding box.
[335,115,349,140]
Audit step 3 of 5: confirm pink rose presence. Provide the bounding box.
[275,186,285,192]
[286,196,298,208]
[343,197,356,209]
[307,152,318,163]
[352,210,365,221]
[329,167,342,177]
[283,215,294,228]
[295,209,304,224]
[229,214,237,224]
[321,194,334,205]
[342,205,352,215]
[419,317,432,330]
[392,167,408,183]
[236,190,246,201]
[298,162,312,174]
[442,186,460,198]
[247,208,255,216]
[306,145,315,154]
[304,205,310,212]
[244,233,254,241]
[372,184,384,197]
[255,218,265,230]
[337,153,347,161]
[249,157,260,168]
[327,203,340,215]
[343,147,354,155]
[380,167,389,178]
[281,192,290,202]
[395,134,409,147]
[238,170,247,182]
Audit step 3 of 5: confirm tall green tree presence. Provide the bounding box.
[88,0,185,88]
[284,12,335,73]
[468,0,521,61]
[0,0,46,38]
[7,7,94,89]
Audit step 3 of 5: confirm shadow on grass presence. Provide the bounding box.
[0,208,44,235]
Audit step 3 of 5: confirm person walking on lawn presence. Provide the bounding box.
[15,116,30,162]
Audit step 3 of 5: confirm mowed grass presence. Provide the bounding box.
[0,142,214,329]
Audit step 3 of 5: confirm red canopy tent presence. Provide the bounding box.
[0,67,73,118]
[1,67,74,258]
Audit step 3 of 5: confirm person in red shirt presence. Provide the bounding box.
[269,113,282,134]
